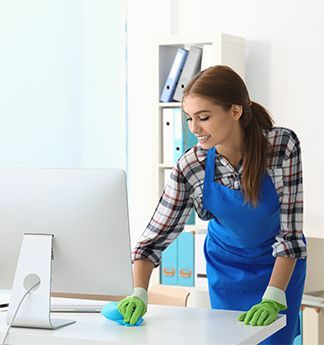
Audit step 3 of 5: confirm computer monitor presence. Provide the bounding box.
[0,168,133,329]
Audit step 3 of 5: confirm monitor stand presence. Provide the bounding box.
[7,233,75,329]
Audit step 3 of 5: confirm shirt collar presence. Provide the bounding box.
[196,144,243,174]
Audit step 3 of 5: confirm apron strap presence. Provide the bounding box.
[205,147,216,183]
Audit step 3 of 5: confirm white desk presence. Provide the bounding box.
[0,304,285,345]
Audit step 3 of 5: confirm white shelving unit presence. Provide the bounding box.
[150,34,245,305]
[155,34,245,204]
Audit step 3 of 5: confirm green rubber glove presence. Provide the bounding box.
[117,287,148,325]
[238,286,287,326]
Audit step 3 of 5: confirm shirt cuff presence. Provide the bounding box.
[133,287,148,304]
[262,286,287,309]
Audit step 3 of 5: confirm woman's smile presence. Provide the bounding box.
[196,135,211,144]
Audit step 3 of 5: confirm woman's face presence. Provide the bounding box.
[183,95,242,150]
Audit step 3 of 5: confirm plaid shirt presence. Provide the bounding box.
[133,127,307,267]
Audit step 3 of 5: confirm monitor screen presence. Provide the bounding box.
[0,168,133,298]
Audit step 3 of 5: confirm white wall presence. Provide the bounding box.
[178,0,324,237]
[127,0,324,243]
[0,0,126,169]
[80,1,127,168]
[127,1,171,247]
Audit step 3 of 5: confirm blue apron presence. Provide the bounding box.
[203,147,306,345]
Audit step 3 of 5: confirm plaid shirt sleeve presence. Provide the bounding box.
[271,129,307,259]
[132,162,194,267]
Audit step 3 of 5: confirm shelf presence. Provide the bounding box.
[156,33,245,48]
[159,164,173,168]
[159,102,181,108]
[155,283,208,292]
[184,225,207,233]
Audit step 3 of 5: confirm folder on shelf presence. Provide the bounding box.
[177,232,194,287]
[163,108,198,165]
[161,239,178,286]
[173,108,183,162]
[181,108,198,151]
[160,48,189,103]
[161,232,194,287]
[173,46,203,101]
[186,210,195,225]
[173,108,198,163]
[162,108,174,165]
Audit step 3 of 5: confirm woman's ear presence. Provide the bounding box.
[231,104,243,120]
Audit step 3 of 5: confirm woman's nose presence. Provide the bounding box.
[191,120,201,134]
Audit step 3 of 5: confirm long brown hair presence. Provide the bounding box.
[183,65,274,206]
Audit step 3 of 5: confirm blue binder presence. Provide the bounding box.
[181,108,198,151]
[186,209,195,225]
[177,232,194,287]
[160,48,188,103]
[173,108,198,163]
[161,232,195,287]
[161,239,178,285]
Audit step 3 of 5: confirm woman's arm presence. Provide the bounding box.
[271,129,307,260]
[132,163,195,268]
[133,259,155,290]
[268,256,297,291]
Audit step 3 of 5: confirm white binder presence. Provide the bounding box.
[173,46,203,101]
[160,48,189,102]
[164,169,173,187]
[195,212,208,230]
[194,232,208,288]
[162,108,174,165]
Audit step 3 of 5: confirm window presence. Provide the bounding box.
[0,0,127,169]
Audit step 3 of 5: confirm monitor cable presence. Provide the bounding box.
[1,280,40,345]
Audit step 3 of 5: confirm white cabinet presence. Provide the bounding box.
[302,307,324,345]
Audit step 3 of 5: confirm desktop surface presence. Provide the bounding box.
[0,303,286,345]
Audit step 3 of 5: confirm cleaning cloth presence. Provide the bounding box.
[101,301,144,327]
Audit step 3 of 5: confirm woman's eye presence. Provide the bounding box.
[185,116,209,122]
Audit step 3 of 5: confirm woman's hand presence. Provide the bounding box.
[238,286,287,326]
[238,299,286,326]
[117,287,148,325]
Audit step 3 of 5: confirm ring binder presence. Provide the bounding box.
[173,46,203,102]
[160,48,188,103]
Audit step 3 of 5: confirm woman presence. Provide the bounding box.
[118,65,307,344]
